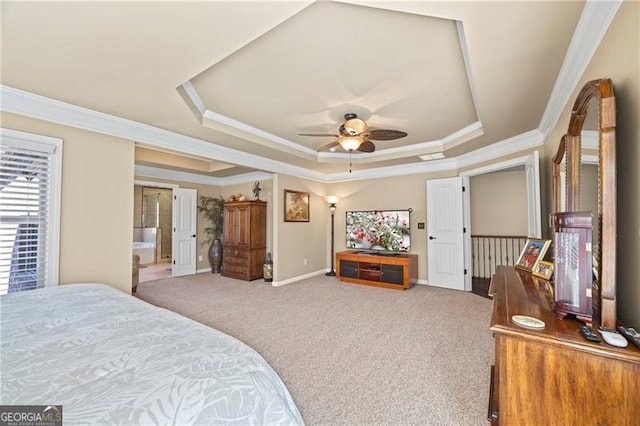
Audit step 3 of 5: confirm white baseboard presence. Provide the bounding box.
[272,269,328,287]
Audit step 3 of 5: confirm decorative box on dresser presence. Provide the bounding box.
[221,200,266,281]
[488,266,640,425]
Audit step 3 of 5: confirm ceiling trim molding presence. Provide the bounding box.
[322,129,542,183]
[180,81,206,115]
[2,84,544,184]
[456,20,482,123]
[134,179,180,189]
[537,0,622,139]
[1,84,326,182]
[323,158,460,183]
[460,154,529,178]
[456,129,543,170]
[219,171,275,186]
[185,53,484,165]
[582,130,598,150]
[135,164,274,187]
[136,165,224,186]
[184,82,318,158]
[202,109,319,157]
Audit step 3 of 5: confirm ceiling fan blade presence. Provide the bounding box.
[318,141,340,151]
[367,129,408,140]
[299,133,340,137]
[357,141,376,153]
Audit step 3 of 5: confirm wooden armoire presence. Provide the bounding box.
[221,200,266,281]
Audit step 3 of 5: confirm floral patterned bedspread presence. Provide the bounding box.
[0,284,303,425]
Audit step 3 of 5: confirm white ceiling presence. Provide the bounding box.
[0,1,620,182]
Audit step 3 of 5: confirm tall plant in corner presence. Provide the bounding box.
[198,195,225,273]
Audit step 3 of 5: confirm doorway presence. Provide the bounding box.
[461,151,541,293]
[141,187,173,261]
[133,180,178,282]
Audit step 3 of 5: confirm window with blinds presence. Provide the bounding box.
[0,129,62,295]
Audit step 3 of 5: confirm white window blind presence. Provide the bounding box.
[0,129,61,295]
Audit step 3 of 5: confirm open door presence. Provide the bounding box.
[172,188,197,277]
[426,177,465,291]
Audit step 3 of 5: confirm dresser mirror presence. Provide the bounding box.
[551,78,616,328]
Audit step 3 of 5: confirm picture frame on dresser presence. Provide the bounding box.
[532,260,554,280]
[284,189,310,222]
[515,238,550,272]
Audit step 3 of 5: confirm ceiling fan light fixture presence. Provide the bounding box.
[338,136,363,151]
[343,118,367,136]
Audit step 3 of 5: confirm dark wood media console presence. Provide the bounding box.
[335,250,418,290]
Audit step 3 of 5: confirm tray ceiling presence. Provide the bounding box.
[0,1,600,181]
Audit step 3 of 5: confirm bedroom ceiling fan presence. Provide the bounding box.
[299,113,408,153]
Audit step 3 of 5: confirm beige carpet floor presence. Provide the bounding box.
[135,273,494,425]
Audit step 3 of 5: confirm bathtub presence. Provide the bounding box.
[133,241,156,265]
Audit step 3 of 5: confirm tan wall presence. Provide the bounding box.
[542,1,640,328]
[327,170,455,282]
[273,174,329,281]
[470,170,528,236]
[2,112,135,293]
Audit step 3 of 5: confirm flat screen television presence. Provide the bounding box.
[345,209,411,253]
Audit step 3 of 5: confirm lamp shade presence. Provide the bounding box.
[325,195,339,205]
[338,136,363,151]
[344,118,367,136]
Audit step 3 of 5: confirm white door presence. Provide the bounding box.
[426,177,465,291]
[172,188,197,277]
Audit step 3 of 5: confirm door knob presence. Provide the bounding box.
[191,234,196,238]
[429,236,437,240]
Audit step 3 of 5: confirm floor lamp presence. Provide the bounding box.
[325,196,338,276]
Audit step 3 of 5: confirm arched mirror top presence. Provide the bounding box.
[552,79,615,213]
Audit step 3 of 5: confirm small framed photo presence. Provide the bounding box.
[533,260,554,280]
[284,189,310,222]
[515,238,551,272]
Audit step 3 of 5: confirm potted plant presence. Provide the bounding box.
[197,195,225,273]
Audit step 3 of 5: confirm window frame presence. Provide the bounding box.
[1,128,62,289]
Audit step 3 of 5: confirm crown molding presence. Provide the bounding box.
[322,129,541,182]
[135,164,273,187]
[582,130,598,150]
[135,165,223,186]
[538,0,622,138]
[202,109,319,158]
[220,171,274,186]
[1,84,325,182]
[185,79,484,164]
[180,81,206,115]
[3,84,544,184]
[457,129,543,169]
[133,179,180,189]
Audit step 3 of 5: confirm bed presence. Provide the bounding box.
[0,284,304,425]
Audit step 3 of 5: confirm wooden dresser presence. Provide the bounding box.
[488,266,640,425]
[221,200,266,281]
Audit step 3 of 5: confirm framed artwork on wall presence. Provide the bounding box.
[284,189,310,222]
[515,238,551,272]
